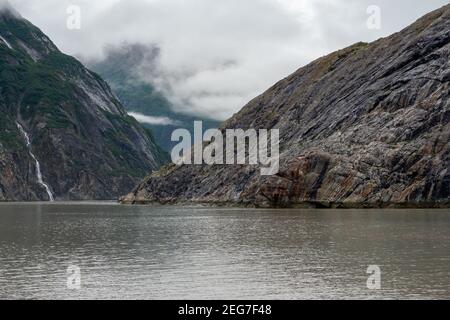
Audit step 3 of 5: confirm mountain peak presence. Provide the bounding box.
[0,5,60,60]
[0,0,20,18]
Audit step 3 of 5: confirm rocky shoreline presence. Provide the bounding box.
[120,195,450,209]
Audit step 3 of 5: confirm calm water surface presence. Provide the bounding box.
[0,202,449,300]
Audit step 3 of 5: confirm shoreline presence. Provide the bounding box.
[1,199,449,209]
[119,198,450,209]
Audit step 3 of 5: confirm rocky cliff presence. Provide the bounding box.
[122,5,450,208]
[0,7,167,201]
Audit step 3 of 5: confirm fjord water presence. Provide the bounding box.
[0,203,449,300]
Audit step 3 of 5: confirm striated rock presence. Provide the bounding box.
[122,5,450,208]
[0,8,168,201]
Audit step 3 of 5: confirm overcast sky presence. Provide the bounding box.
[6,0,450,120]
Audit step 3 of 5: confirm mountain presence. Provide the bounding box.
[121,5,450,208]
[89,44,220,151]
[0,8,167,201]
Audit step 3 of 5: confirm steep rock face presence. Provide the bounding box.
[0,8,167,201]
[122,5,450,207]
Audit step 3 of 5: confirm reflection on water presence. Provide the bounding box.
[0,202,449,300]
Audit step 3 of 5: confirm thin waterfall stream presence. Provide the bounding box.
[16,122,54,201]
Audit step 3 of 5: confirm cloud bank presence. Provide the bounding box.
[128,112,179,126]
[8,0,450,120]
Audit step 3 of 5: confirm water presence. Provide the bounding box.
[0,35,12,49]
[16,123,54,201]
[0,202,449,300]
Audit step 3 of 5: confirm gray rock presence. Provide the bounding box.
[122,4,450,208]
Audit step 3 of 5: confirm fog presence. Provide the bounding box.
[7,0,449,120]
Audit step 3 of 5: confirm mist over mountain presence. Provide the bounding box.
[10,0,450,123]
[88,43,220,151]
[0,7,167,201]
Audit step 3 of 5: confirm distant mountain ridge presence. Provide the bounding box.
[122,4,450,208]
[89,43,220,151]
[0,7,167,201]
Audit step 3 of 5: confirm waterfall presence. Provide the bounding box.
[0,35,13,49]
[16,123,55,201]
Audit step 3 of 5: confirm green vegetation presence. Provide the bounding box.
[0,9,171,201]
[102,111,169,169]
[0,115,25,151]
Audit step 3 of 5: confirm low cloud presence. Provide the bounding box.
[128,112,179,126]
[8,0,450,120]
[0,0,19,14]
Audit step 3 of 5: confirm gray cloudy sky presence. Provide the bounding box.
[7,0,450,120]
